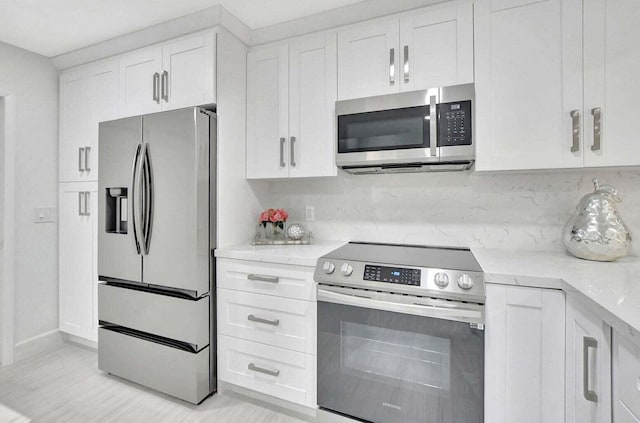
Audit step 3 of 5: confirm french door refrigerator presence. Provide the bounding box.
[97,107,216,404]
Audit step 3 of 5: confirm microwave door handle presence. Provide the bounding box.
[430,95,437,157]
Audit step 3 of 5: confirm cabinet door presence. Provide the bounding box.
[288,33,337,178]
[84,61,119,182]
[119,46,162,117]
[565,295,612,423]
[246,45,289,179]
[59,182,97,340]
[59,71,90,182]
[474,0,583,171]
[337,19,399,100]
[399,1,473,92]
[583,0,640,167]
[485,284,565,423]
[613,332,640,423]
[162,31,216,111]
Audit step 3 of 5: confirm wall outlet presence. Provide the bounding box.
[305,206,315,221]
[34,207,55,223]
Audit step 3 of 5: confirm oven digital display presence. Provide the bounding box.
[363,265,421,286]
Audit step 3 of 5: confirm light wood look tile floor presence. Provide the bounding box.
[0,343,306,423]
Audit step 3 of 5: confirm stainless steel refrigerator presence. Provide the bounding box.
[96,107,216,404]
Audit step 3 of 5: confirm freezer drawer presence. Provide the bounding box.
[98,283,209,349]
[98,327,211,404]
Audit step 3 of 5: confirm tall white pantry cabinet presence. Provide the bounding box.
[58,30,217,343]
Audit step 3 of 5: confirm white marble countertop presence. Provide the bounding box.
[216,241,640,341]
[473,248,640,341]
[215,240,346,267]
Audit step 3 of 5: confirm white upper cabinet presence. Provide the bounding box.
[162,31,216,110]
[119,46,163,116]
[474,0,582,171]
[583,0,640,168]
[119,30,216,117]
[565,295,612,423]
[59,59,118,182]
[398,1,473,92]
[247,33,337,179]
[338,20,399,100]
[476,0,640,171]
[288,34,337,178]
[337,0,473,100]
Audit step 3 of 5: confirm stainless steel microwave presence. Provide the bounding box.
[335,83,475,174]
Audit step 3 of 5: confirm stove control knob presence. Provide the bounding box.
[323,261,336,275]
[341,263,354,276]
[434,272,449,288]
[457,274,474,290]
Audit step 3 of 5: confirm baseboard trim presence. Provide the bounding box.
[14,329,63,362]
[60,332,98,351]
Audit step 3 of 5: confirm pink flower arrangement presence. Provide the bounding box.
[259,208,289,228]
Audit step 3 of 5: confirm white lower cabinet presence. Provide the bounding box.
[566,294,612,423]
[485,284,565,423]
[59,182,98,342]
[613,331,640,422]
[216,258,316,408]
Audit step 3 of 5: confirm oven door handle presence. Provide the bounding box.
[317,287,484,325]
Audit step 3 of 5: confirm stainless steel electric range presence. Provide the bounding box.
[314,242,485,423]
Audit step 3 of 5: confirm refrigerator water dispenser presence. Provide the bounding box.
[106,187,128,234]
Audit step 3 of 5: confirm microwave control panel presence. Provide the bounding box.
[438,100,472,147]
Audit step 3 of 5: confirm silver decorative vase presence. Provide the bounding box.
[562,178,632,261]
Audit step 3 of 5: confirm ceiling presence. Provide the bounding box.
[0,0,367,57]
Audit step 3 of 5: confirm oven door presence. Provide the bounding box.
[317,286,484,423]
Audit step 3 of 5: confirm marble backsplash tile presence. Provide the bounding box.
[260,167,640,255]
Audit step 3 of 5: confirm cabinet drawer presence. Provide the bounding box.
[614,332,640,421]
[98,283,210,349]
[218,335,316,407]
[218,288,316,354]
[217,259,315,301]
[98,327,211,404]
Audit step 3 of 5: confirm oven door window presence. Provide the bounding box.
[337,106,431,153]
[341,321,451,393]
[318,301,483,423]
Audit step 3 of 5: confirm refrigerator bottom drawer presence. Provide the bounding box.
[98,327,212,404]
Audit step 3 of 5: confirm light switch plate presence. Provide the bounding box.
[34,207,55,223]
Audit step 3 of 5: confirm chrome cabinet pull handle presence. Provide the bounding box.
[248,363,280,377]
[430,95,437,157]
[247,315,280,326]
[78,147,85,171]
[78,192,83,216]
[583,336,599,403]
[84,147,91,171]
[247,274,279,283]
[403,45,409,83]
[153,72,160,103]
[570,110,580,152]
[161,70,168,102]
[389,48,395,85]
[290,136,296,167]
[84,192,90,216]
[279,137,286,167]
[591,108,601,151]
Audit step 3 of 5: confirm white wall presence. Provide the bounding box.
[263,167,640,254]
[215,29,267,247]
[0,41,59,345]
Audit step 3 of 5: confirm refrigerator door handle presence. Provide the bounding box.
[141,143,153,255]
[131,143,143,254]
